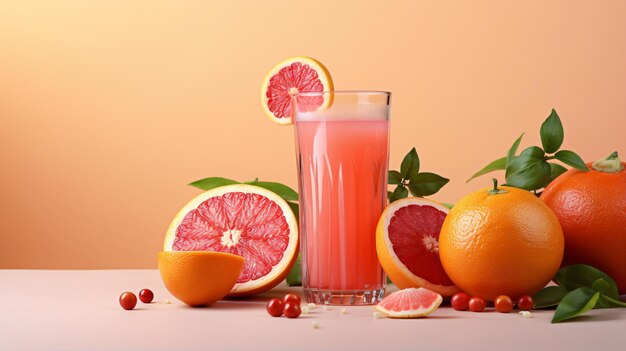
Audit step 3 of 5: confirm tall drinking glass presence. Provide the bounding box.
[293,91,390,305]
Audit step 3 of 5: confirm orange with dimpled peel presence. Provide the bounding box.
[439,180,564,302]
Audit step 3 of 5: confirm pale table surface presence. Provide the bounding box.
[1,270,625,351]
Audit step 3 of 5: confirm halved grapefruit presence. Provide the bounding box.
[260,56,333,125]
[375,288,443,318]
[376,197,460,296]
[164,184,299,297]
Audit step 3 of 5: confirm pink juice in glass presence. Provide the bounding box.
[293,91,390,305]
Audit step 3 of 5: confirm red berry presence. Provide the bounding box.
[266,298,284,317]
[468,296,486,312]
[283,293,302,306]
[451,292,471,311]
[139,289,154,303]
[517,295,534,311]
[494,295,513,313]
[119,292,137,310]
[283,302,302,318]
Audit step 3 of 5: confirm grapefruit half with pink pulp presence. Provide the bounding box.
[376,197,460,296]
[164,184,299,297]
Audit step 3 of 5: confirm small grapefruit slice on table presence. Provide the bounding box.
[376,197,460,297]
[260,56,334,125]
[164,184,299,297]
[376,288,443,318]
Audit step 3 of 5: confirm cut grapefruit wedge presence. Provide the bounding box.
[164,184,299,297]
[376,197,460,296]
[260,56,333,125]
[375,288,443,318]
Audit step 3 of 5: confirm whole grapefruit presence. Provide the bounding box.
[439,180,564,301]
[540,152,626,294]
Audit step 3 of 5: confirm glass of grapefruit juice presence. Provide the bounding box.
[293,91,390,305]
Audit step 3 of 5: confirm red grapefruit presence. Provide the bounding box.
[540,152,626,294]
[164,184,299,297]
[376,197,460,296]
[375,288,443,318]
[260,56,333,125]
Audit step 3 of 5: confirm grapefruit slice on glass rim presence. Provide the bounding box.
[163,184,299,297]
[260,56,334,125]
[375,288,443,318]
[376,197,460,297]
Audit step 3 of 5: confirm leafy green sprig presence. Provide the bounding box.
[468,109,588,191]
[388,148,449,202]
[533,264,626,323]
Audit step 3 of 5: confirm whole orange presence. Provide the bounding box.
[439,182,564,301]
[540,152,626,294]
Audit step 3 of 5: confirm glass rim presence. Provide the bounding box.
[293,90,391,97]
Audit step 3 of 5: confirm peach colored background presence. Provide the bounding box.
[1,1,624,268]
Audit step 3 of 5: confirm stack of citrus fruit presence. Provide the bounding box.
[377,179,565,303]
[162,184,299,299]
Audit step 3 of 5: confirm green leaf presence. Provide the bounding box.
[593,279,626,307]
[509,145,545,164]
[552,287,600,323]
[388,170,403,185]
[505,146,551,190]
[287,202,299,225]
[442,202,454,209]
[189,177,239,190]
[245,181,299,201]
[466,157,506,183]
[554,150,589,171]
[549,163,568,181]
[507,133,525,166]
[408,172,449,197]
[591,278,613,297]
[540,109,564,154]
[400,147,420,179]
[533,286,570,309]
[555,264,620,298]
[555,264,619,308]
[388,185,408,203]
[286,253,301,286]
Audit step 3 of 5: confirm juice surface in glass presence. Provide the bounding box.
[294,91,390,305]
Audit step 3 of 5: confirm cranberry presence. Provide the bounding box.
[266,298,284,317]
[494,295,513,313]
[139,289,154,303]
[468,296,486,312]
[119,292,137,310]
[451,292,471,311]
